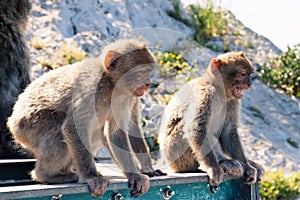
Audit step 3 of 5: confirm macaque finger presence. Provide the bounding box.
[128,180,135,188]
[248,160,265,181]
[153,169,167,176]
[142,171,155,177]
[244,166,257,184]
[130,189,140,197]
[244,176,256,185]
[87,176,109,198]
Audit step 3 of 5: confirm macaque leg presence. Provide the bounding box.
[128,100,166,177]
[221,129,257,184]
[61,119,109,198]
[106,124,150,197]
[32,137,78,183]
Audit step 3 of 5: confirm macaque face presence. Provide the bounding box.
[127,65,154,97]
[105,47,157,97]
[212,51,253,100]
[229,68,252,99]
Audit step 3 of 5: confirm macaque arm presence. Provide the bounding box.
[105,121,151,196]
[128,99,166,176]
[214,141,229,163]
[186,94,223,185]
[186,90,219,168]
[221,127,248,162]
[190,133,219,171]
[221,127,258,183]
[105,121,140,176]
[190,131,224,186]
[128,99,152,168]
[220,101,258,183]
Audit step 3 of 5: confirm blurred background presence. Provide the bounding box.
[1,0,299,199]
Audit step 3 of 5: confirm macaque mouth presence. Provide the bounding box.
[233,84,250,99]
[132,84,150,96]
[234,86,244,98]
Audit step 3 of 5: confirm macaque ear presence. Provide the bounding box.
[211,58,222,73]
[104,50,120,71]
[238,51,245,57]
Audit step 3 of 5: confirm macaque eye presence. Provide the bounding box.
[241,73,247,77]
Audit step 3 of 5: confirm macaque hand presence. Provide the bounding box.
[244,164,257,184]
[220,159,244,177]
[207,166,224,186]
[127,173,150,197]
[85,175,109,198]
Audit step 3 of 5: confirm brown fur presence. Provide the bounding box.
[7,39,165,198]
[0,0,31,158]
[159,51,264,186]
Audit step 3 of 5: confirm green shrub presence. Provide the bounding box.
[260,170,300,200]
[258,44,300,97]
[155,51,195,82]
[189,0,228,45]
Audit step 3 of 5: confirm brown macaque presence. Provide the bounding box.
[7,39,166,198]
[159,51,264,187]
[0,0,31,158]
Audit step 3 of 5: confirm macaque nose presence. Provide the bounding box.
[143,83,150,90]
[138,84,150,90]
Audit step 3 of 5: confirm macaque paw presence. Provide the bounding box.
[248,160,265,181]
[127,173,150,197]
[207,167,224,186]
[219,159,244,177]
[141,166,167,177]
[86,175,109,198]
[244,165,257,184]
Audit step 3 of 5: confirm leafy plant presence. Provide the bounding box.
[145,134,160,153]
[260,169,300,200]
[189,0,228,45]
[155,51,195,82]
[36,41,86,71]
[258,44,300,97]
[59,41,86,65]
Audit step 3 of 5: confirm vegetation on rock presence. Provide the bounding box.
[260,169,300,200]
[258,44,300,97]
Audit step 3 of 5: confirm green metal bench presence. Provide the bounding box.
[0,160,259,200]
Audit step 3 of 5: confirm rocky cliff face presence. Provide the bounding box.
[26,0,299,173]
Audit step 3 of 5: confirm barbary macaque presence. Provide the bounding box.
[0,0,31,158]
[7,39,165,198]
[159,51,264,187]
